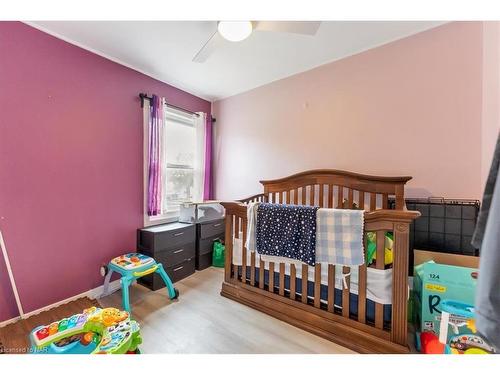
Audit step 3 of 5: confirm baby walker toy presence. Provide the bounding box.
[438,300,495,354]
[102,253,179,313]
[29,307,141,354]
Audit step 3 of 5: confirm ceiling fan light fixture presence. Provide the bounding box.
[217,21,253,42]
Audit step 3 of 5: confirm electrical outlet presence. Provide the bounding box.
[100,265,107,277]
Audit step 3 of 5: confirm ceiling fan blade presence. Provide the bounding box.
[254,21,321,36]
[192,30,225,63]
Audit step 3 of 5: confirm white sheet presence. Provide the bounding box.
[232,236,393,305]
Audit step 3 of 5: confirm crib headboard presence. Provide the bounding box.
[259,169,411,211]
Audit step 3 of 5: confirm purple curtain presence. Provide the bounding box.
[203,115,213,200]
[147,95,163,216]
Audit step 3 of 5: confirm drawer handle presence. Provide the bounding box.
[173,249,184,254]
[173,232,184,237]
[213,223,221,227]
[173,266,184,272]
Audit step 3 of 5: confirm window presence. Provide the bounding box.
[143,103,201,226]
[164,109,196,212]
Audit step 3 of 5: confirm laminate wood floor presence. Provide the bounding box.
[98,267,355,354]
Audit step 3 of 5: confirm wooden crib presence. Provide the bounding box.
[221,169,420,353]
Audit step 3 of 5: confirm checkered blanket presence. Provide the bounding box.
[315,208,365,266]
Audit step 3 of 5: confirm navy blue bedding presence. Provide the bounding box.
[256,203,319,266]
[238,266,392,325]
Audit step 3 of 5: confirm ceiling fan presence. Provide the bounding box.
[193,21,321,63]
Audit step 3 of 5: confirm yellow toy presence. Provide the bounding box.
[86,307,129,327]
[366,232,393,266]
[102,308,129,327]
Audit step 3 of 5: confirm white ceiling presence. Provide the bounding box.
[29,21,446,101]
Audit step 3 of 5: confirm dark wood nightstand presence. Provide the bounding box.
[137,222,196,290]
[196,218,225,270]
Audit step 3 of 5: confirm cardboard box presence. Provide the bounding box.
[413,250,479,269]
[413,250,479,346]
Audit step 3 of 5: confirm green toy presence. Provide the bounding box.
[365,231,394,266]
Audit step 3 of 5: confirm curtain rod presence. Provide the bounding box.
[139,93,201,118]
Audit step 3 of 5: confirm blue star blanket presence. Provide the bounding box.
[256,203,319,266]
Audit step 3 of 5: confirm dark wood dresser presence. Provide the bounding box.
[137,222,196,290]
[196,218,225,270]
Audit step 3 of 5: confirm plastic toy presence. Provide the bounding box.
[420,331,445,354]
[29,307,141,354]
[438,300,495,354]
[102,253,179,313]
[365,231,393,266]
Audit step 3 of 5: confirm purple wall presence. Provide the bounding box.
[0,22,211,322]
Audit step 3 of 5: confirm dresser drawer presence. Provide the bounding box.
[165,258,196,283]
[138,223,195,252]
[138,257,195,290]
[198,219,225,240]
[155,242,195,268]
[197,235,221,256]
[196,252,213,271]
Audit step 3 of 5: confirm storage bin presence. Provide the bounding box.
[389,197,480,273]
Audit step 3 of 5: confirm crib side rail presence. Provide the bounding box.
[222,202,247,283]
[364,209,420,224]
[221,201,420,350]
[237,193,267,204]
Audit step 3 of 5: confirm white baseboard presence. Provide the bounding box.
[0,279,123,328]
[0,316,21,328]
[89,279,123,300]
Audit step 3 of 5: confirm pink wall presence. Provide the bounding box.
[0,22,211,322]
[213,22,484,201]
[481,22,500,191]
